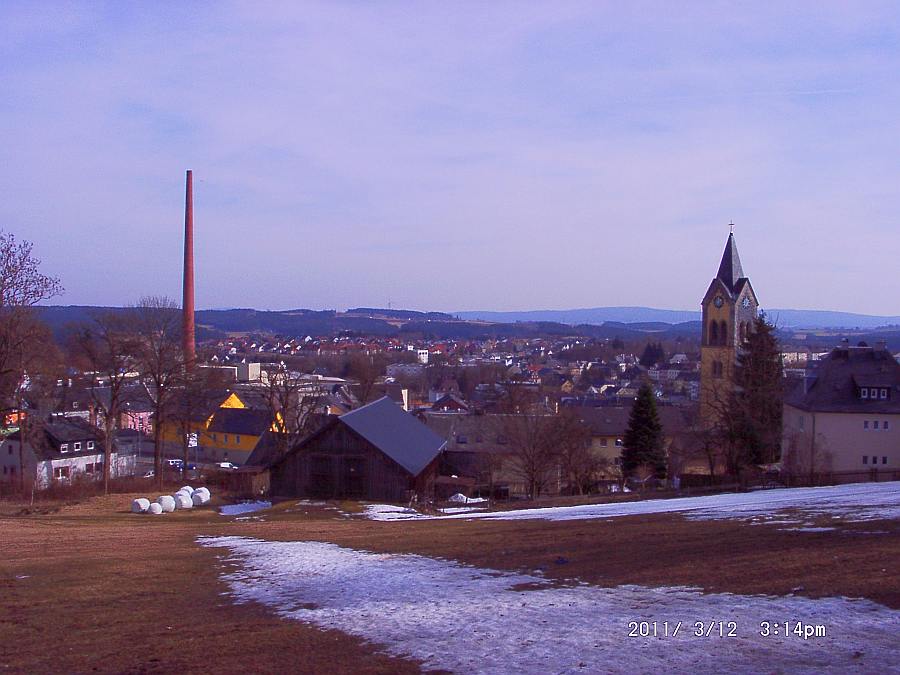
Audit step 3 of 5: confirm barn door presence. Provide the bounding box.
[310,455,336,499]
[342,457,366,498]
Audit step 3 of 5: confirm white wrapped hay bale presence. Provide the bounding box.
[148,502,164,515]
[180,485,195,495]
[195,486,210,499]
[191,491,210,506]
[173,492,193,509]
[131,498,150,513]
[157,495,176,512]
[174,489,192,501]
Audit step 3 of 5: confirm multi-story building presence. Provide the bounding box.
[782,343,900,480]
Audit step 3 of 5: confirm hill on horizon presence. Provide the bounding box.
[455,306,900,330]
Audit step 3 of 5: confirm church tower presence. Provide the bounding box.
[700,230,758,425]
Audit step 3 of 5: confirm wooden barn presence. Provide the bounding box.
[269,397,446,502]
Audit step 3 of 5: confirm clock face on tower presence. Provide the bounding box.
[742,297,751,309]
[713,296,724,308]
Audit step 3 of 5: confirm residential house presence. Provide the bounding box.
[782,343,900,481]
[0,418,131,488]
[576,405,693,479]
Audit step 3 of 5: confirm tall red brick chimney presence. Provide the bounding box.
[182,169,196,368]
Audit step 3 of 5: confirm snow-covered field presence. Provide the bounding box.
[365,482,900,527]
[219,500,272,516]
[200,536,899,674]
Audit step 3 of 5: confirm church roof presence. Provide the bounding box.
[715,232,746,294]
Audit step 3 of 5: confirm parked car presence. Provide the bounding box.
[142,470,155,479]
[216,462,237,470]
[166,459,184,470]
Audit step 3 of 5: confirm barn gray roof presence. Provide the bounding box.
[340,396,446,476]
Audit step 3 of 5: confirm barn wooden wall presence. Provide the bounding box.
[271,423,434,502]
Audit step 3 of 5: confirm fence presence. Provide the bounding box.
[782,469,900,487]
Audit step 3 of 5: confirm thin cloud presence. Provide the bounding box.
[2,3,899,314]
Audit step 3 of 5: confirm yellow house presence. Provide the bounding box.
[161,391,282,465]
[577,406,692,479]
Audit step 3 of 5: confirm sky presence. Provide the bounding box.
[2,2,900,315]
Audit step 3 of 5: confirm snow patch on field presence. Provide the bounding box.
[363,504,430,521]
[439,506,489,514]
[219,501,272,516]
[199,536,898,674]
[366,482,900,525]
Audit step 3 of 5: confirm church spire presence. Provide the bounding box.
[715,230,745,293]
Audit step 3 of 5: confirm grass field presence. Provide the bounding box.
[2,486,898,673]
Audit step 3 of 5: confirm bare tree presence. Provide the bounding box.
[71,311,139,493]
[553,409,595,495]
[0,231,63,493]
[131,296,184,489]
[0,230,63,410]
[782,430,832,486]
[262,364,327,461]
[682,414,721,481]
[11,320,64,492]
[170,364,230,470]
[344,353,382,404]
[491,387,563,499]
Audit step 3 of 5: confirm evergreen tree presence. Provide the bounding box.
[730,314,783,466]
[639,342,667,368]
[622,383,666,478]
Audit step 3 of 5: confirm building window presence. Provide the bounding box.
[73,401,79,409]
[883,456,888,465]
[861,388,869,399]
[863,421,869,430]
[885,421,890,430]
[799,416,805,430]
[60,443,69,453]
[709,321,719,346]
[874,421,880,430]
[615,438,623,447]
[456,435,468,444]
[862,456,868,464]
[223,435,229,444]
[73,442,81,450]
[881,388,888,399]
[600,438,608,447]
[87,441,94,450]
[54,466,70,479]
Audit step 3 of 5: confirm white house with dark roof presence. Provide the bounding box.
[0,418,131,489]
[782,343,900,480]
